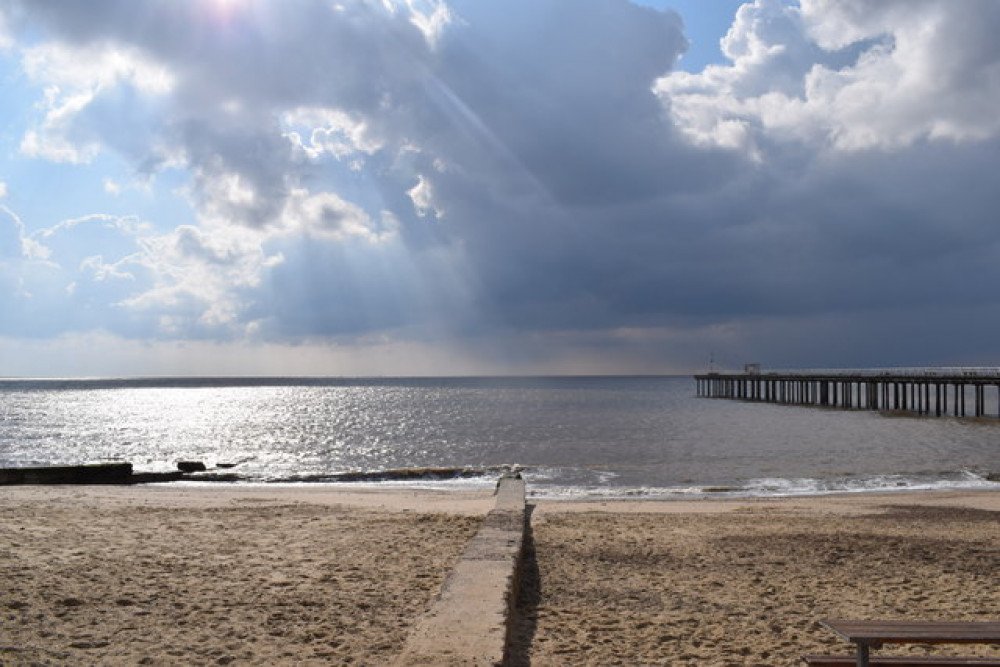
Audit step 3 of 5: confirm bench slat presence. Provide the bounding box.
[822,620,1000,645]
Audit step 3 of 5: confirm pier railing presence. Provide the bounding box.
[694,368,1000,418]
[760,367,1000,378]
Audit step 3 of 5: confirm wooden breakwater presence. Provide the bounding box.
[695,367,1000,418]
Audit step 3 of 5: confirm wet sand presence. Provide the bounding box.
[2,486,999,665]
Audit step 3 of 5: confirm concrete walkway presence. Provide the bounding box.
[394,474,527,666]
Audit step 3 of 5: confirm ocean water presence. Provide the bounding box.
[1,375,998,499]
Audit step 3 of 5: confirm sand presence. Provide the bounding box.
[2,486,999,666]
[517,491,1000,666]
[0,485,485,665]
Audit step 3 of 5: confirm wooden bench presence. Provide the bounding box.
[807,620,1000,667]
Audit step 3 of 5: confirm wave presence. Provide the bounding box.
[523,469,1000,500]
[175,464,999,501]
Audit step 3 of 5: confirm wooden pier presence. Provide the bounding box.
[694,368,1000,418]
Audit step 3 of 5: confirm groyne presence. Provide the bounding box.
[394,473,527,666]
[0,463,520,486]
[0,462,230,485]
[695,367,1000,418]
[0,462,137,485]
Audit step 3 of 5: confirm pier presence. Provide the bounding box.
[695,367,1000,418]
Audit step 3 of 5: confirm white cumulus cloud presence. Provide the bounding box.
[657,0,1000,153]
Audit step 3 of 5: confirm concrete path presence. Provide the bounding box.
[394,474,527,666]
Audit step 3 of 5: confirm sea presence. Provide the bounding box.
[1,375,998,499]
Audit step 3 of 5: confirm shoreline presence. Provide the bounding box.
[5,481,1000,515]
[3,485,999,664]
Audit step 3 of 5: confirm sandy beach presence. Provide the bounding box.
[519,491,1000,666]
[2,486,999,665]
[0,485,486,665]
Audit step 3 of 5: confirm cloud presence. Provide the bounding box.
[657,0,1000,153]
[2,0,690,337]
[3,0,1000,372]
[643,1,1000,365]
[0,206,25,259]
[0,10,11,50]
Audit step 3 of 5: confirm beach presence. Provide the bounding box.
[520,492,1000,665]
[0,485,486,665]
[2,486,999,665]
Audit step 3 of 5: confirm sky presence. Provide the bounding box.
[2,0,1000,377]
